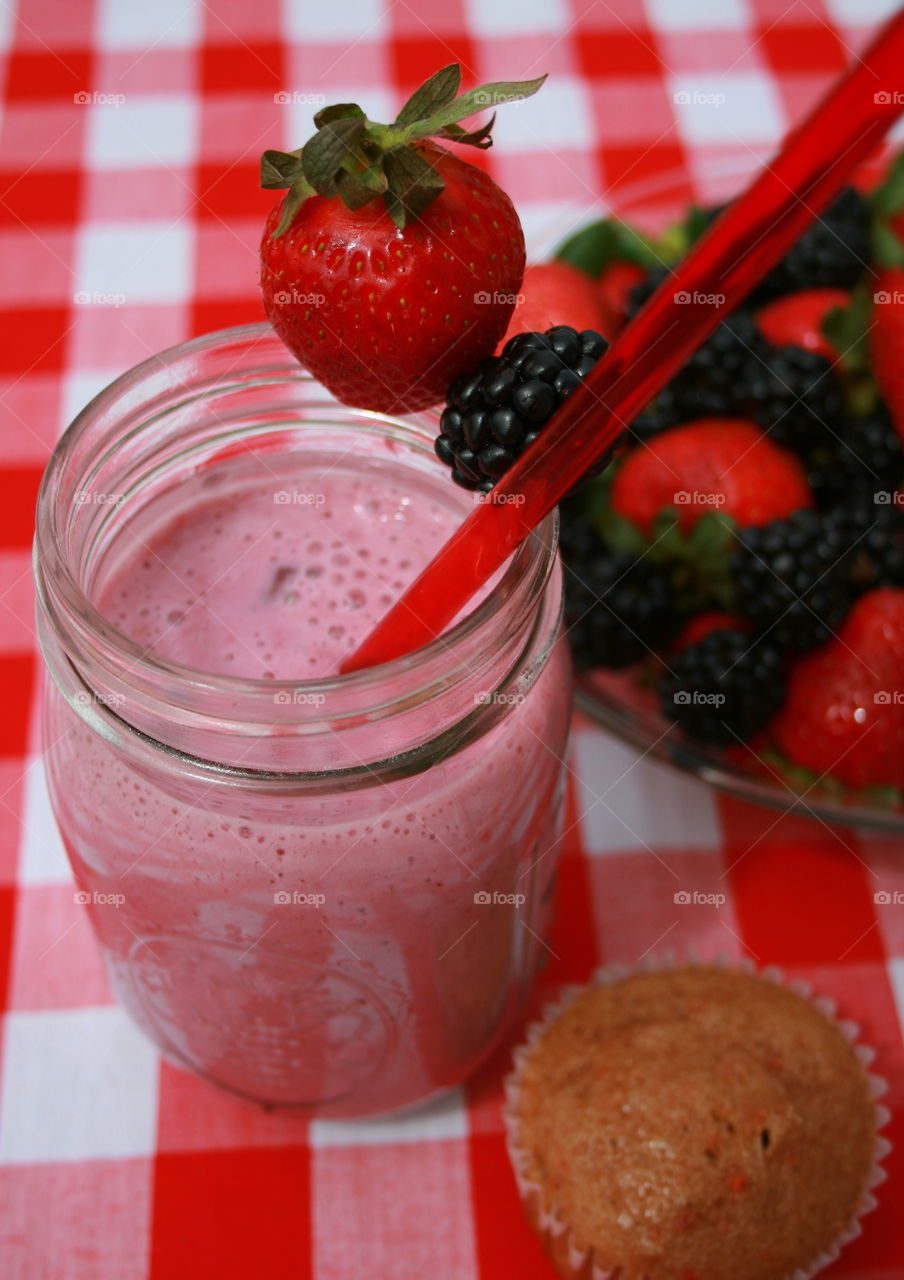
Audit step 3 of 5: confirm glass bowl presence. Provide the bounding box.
[542,155,904,834]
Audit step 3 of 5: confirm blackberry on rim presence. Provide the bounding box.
[435,325,609,491]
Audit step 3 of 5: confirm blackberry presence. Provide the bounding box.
[804,407,904,508]
[562,545,681,671]
[730,507,857,651]
[843,494,904,589]
[659,628,786,745]
[625,281,843,449]
[737,340,843,452]
[748,186,871,304]
[435,326,608,491]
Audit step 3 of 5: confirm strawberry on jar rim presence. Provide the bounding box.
[259,65,545,414]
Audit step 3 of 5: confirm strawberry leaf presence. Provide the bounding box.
[404,75,547,140]
[260,148,304,190]
[555,217,662,279]
[394,64,461,127]
[871,218,904,270]
[435,117,496,150]
[822,287,872,374]
[595,512,648,556]
[272,180,315,238]
[262,65,547,226]
[336,167,382,210]
[383,147,445,229]
[302,115,367,198]
[871,150,904,217]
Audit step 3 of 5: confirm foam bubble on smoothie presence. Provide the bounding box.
[96,470,464,681]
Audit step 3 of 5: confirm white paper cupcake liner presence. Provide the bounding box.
[503,951,892,1280]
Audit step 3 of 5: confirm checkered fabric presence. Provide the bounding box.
[1,0,903,1276]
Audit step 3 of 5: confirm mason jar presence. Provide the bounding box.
[34,323,572,1118]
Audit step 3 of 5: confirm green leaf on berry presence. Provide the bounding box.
[394,64,461,127]
[260,148,305,190]
[596,512,650,556]
[261,64,546,232]
[656,205,718,263]
[435,117,496,150]
[554,218,662,279]
[335,166,383,210]
[302,115,367,198]
[822,286,872,374]
[312,103,366,130]
[871,151,904,218]
[272,181,315,238]
[403,76,546,141]
[383,147,445,229]
[871,218,904,270]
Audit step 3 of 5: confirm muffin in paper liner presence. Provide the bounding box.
[503,952,892,1280]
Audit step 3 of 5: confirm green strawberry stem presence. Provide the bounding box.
[260,64,546,235]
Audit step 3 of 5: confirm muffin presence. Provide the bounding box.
[505,963,887,1280]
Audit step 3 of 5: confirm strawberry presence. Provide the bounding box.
[496,261,607,350]
[871,267,904,445]
[609,419,813,537]
[596,259,646,335]
[770,588,904,790]
[259,65,544,413]
[755,288,850,361]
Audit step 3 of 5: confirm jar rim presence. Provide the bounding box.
[35,322,558,720]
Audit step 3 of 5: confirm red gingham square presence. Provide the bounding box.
[389,36,480,91]
[576,28,664,78]
[758,20,849,73]
[0,169,82,227]
[197,161,275,221]
[150,1147,312,1279]
[0,308,74,376]
[5,50,93,101]
[200,43,284,96]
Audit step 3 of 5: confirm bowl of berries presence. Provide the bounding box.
[433,154,904,831]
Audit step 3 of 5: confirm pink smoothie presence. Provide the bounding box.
[48,448,571,1115]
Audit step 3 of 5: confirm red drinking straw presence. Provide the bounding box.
[344,9,904,674]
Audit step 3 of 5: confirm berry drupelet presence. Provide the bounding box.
[804,406,904,508]
[563,548,681,671]
[435,326,608,491]
[747,186,871,304]
[730,507,858,651]
[625,284,844,449]
[659,628,787,745]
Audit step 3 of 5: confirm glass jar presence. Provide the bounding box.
[34,323,571,1118]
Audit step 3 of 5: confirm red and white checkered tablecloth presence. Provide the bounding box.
[2,1,904,1276]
